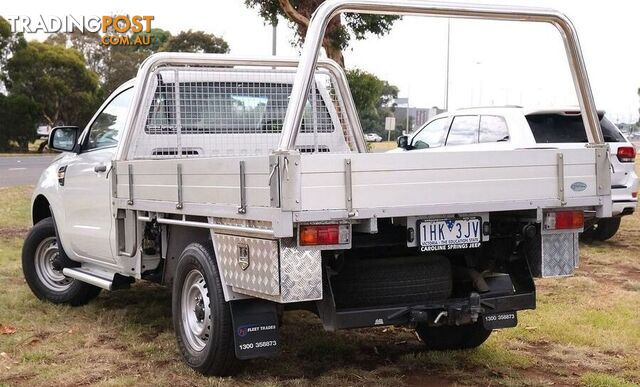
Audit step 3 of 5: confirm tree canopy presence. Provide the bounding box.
[245,0,398,66]
[346,68,398,135]
[0,16,26,90]
[5,42,101,128]
[0,20,231,151]
[45,28,229,95]
[132,28,172,53]
[160,30,230,54]
[0,94,40,151]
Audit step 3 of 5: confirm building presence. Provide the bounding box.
[393,105,445,133]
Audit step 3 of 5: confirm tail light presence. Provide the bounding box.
[543,210,584,230]
[299,224,350,246]
[616,146,636,163]
[633,192,638,199]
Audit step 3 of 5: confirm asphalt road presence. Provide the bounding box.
[0,155,56,187]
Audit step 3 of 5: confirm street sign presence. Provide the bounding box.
[385,117,396,131]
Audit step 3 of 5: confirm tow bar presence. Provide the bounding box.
[388,292,485,327]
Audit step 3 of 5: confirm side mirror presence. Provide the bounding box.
[397,135,410,150]
[48,126,79,152]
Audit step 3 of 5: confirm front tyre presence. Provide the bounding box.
[415,321,492,350]
[22,217,101,306]
[172,242,240,376]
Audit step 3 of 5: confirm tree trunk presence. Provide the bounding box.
[278,0,346,67]
[323,42,344,67]
[43,113,55,127]
[18,140,29,153]
[323,15,345,67]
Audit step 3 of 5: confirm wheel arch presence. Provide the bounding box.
[162,224,211,286]
[32,194,52,225]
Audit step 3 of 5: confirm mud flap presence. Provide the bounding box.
[229,299,279,360]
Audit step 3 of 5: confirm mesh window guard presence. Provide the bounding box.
[129,66,356,159]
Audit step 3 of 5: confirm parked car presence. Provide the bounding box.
[36,125,52,140]
[394,107,638,240]
[364,132,383,142]
[35,125,52,152]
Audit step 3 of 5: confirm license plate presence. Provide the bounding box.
[482,311,518,329]
[418,217,481,252]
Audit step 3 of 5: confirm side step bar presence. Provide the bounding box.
[62,268,114,290]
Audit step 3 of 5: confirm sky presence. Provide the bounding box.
[3,0,640,123]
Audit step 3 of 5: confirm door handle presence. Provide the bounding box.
[94,164,107,173]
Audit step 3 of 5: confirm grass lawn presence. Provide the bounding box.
[1,183,639,386]
[0,140,50,157]
[368,141,397,152]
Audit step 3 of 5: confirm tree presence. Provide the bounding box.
[132,28,172,53]
[45,28,148,96]
[0,16,26,90]
[5,42,101,128]
[46,27,229,95]
[101,45,148,96]
[0,94,40,151]
[245,0,399,66]
[160,30,229,54]
[346,68,398,135]
[45,30,107,79]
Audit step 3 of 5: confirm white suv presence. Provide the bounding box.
[393,107,638,240]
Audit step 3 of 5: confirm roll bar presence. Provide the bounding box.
[117,53,367,160]
[277,0,604,151]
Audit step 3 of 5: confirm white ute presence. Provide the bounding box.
[395,107,638,240]
[22,0,612,375]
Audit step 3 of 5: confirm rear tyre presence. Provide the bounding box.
[580,225,597,241]
[22,217,101,306]
[172,242,240,376]
[593,217,621,241]
[415,321,492,350]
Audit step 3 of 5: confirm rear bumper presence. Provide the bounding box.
[325,291,535,330]
[611,180,637,216]
[612,198,637,217]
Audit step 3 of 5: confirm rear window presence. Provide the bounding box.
[145,81,333,135]
[526,113,625,143]
[479,115,509,143]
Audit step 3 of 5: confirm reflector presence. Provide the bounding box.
[553,211,584,230]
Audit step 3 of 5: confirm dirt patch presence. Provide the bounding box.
[403,374,458,386]
[578,252,640,287]
[509,340,625,386]
[0,226,29,239]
